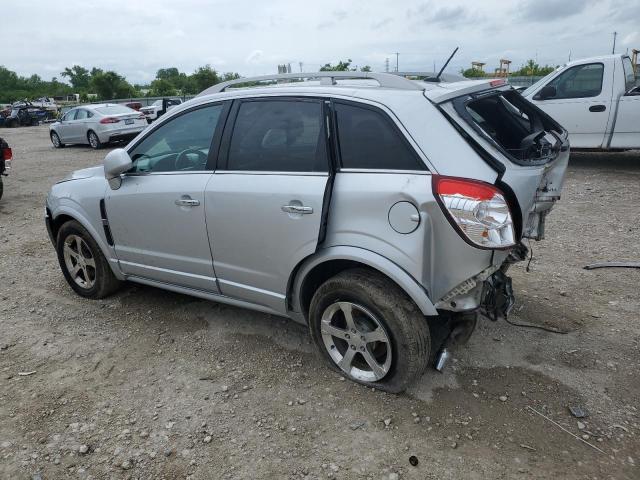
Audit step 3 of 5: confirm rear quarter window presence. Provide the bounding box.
[334,102,425,170]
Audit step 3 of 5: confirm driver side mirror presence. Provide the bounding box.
[104,148,132,190]
[535,85,557,100]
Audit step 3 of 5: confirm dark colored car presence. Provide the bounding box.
[2,105,50,127]
[0,137,13,200]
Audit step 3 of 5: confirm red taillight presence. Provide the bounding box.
[433,175,515,249]
[2,147,12,161]
[99,117,120,124]
[434,177,497,201]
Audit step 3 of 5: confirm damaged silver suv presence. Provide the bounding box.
[46,72,568,392]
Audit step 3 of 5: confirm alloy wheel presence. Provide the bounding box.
[89,132,98,148]
[51,132,60,147]
[320,301,392,382]
[62,235,96,289]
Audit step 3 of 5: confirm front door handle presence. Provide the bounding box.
[175,196,200,207]
[589,105,606,112]
[281,205,313,214]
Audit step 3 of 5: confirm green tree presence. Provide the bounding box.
[61,65,91,90]
[90,71,135,100]
[360,65,372,72]
[320,59,354,71]
[512,60,556,77]
[189,65,220,93]
[461,67,486,78]
[149,78,177,96]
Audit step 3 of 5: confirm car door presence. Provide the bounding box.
[71,109,90,143]
[205,97,330,313]
[610,56,640,149]
[529,61,612,148]
[57,109,78,142]
[105,102,228,292]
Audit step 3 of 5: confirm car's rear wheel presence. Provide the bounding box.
[87,131,102,149]
[50,131,65,148]
[0,177,3,201]
[56,220,120,299]
[309,268,431,393]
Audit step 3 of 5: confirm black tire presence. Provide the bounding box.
[309,268,431,393]
[87,130,102,149]
[0,177,3,201]
[56,220,121,299]
[50,131,65,148]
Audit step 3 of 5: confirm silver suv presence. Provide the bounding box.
[45,72,568,392]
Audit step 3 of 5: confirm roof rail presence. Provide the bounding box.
[197,71,424,96]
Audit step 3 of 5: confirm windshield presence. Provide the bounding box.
[95,105,135,115]
[522,67,562,96]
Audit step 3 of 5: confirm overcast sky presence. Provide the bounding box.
[2,0,638,84]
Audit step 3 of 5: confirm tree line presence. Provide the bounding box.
[461,59,556,78]
[0,64,241,103]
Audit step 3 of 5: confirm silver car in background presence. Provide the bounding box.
[49,104,148,149]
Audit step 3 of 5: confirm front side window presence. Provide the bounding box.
[334,102,424,170]
[75,109,88,120]
[546,63,604,99]
[227,99,327,172]
[62,109,76,121]
[129,104,223,173]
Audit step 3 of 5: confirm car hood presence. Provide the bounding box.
[57,165,104,183]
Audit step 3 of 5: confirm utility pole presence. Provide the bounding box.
[385,58,389,72]
[568,50,571,62]
[394,52,399,72]
[299,62,303,73]
[612,31,617,54]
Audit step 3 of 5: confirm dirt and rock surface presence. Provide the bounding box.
[0,125,638,479]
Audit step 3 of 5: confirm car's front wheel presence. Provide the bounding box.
[87,131,102,149]
[309,269,431,393]
[50,131,65,148]
[56,220,121,299]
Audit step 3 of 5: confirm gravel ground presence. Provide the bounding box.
[0,125,639,480]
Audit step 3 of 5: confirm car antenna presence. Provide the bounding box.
[424,47,459,82]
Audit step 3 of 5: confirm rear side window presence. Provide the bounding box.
[227,99,327,172]
[622,57,637,92]
[334,102,423,170]
[546,63,604,99]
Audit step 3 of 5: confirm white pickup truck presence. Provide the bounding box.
[521,54,639,150]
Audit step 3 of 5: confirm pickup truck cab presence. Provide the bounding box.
[522,54,639,150]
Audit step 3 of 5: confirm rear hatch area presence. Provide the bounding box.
[430,83,569,240]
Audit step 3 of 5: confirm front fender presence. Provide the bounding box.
[47,197,124,280]
[291,246,438,317]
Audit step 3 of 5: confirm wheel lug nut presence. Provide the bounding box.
[345,334,350,339]
[351,329,356,334]
[350,345,356,350]
[360,346,365,351]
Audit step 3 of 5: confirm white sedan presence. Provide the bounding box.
[49,104,148,149]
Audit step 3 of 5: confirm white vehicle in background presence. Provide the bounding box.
[31,97,58,111]
[140,98,182,123]
[522,54,640,150]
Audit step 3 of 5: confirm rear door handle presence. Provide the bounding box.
[281,205,313,214]
[589,105,606,112]
[175,196,200,207]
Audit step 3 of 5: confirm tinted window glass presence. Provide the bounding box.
[227,100,327,172]
[96,105,135,115]
[334,102,423,170]
[63,110,76,121]
[622,57,637,92]
[129,104,223,173]
[75,109,88,120]
[547,63,604,99]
